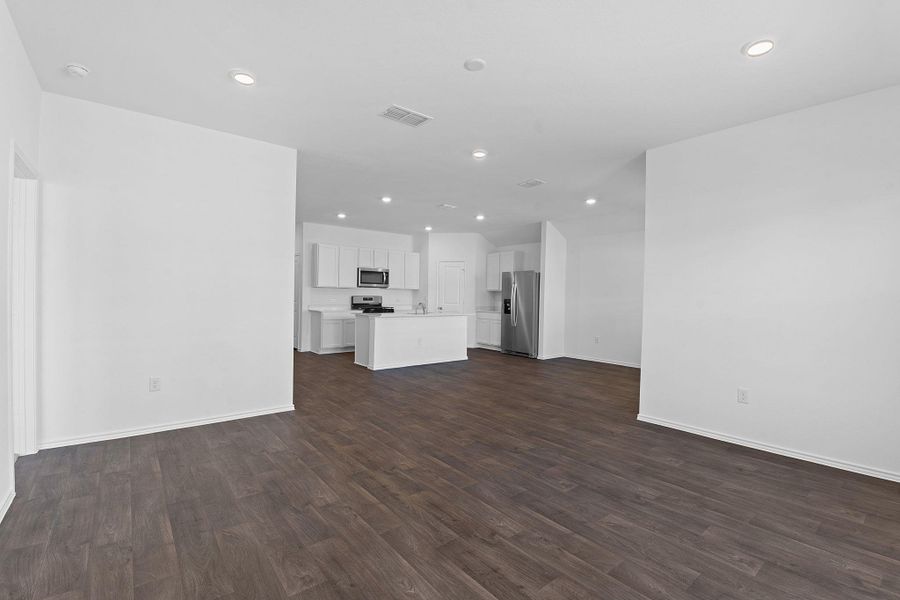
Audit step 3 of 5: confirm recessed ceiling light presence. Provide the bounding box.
[337,213,347,219]
[472,149,488,160]
[424,226,432,231]
[476,214,485,221]
[585,198,597,205]
[464,58,487,72]
[742,39,775,57]
[230,70,256,86]
[65,63,90,78]
[381,196,392,204]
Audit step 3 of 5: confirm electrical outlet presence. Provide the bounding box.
[149,376,162,392]
[737,387,750,405]
[593,336,600,344]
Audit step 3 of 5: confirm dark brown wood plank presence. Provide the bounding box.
[1,350,898,600]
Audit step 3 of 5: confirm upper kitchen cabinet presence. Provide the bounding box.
[358,247,374,268]
[388,250,405,289]
[313,243,339,288]
[486,250,523,291]
[373,249,389,269]
[313,243,419,289]
[405,252,420,290]
[338,246,359,288]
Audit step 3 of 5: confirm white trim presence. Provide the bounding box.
[538,353,565,360]
[9,176,40,456]
[38,404,295,450]
[474,344,502,352]
[361,356,468,371]
[0,488,14,525]
[566,354,641,369]
[637,414,900,483]
[310,347,353,355]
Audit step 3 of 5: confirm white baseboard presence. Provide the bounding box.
[0,488,14,525]
[367,356,468,371]
[474,344,502,352]
[566,354,641,369]
[637,414,900,483]
[38,404,295,450]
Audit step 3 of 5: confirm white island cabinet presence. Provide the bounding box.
[354,313,468,370]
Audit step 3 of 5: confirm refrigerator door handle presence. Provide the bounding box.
[511,281,518,327]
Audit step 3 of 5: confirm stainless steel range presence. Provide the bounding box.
[350,295,395,313]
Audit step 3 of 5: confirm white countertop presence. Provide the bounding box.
[476,306,501,313]
[357,312,473,319]
[308,307,361,319]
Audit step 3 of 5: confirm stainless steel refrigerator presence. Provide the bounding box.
[501,270,540,358]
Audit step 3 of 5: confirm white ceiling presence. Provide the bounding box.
[9,0,900,239]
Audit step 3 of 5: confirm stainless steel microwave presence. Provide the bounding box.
[357,267,390,288]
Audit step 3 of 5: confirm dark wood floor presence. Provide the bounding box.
[2,350,900,599]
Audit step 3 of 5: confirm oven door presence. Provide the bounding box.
[357,268,390,288]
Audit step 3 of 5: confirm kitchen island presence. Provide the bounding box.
[354,313,468,370]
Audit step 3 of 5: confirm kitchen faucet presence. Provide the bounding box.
[415,302,427,315]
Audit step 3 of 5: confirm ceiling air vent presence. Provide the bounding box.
[438,203,458,209]
[380,104,434,127]
[517,178,546,188]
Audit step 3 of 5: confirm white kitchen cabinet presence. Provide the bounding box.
[404,252,420,290]
[321,319,344,348]
[342,318,356,347]
[476,311,502,348]
[476,318,491,345]
[338,246,358,288]
[313,243,419,289]
[388,250,405,289]
[485,250,523,291]
[373,249,389,268]
[490,319,502,346]
[313,243,339,288]
[310,311,356,353]
[358,247,374,268]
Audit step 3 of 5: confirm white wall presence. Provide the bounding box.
[425,232,495,347]
[565,230,644,367]
[641,84,900,481]
[538,221,566,359]
[0,1,42,519]
[39,94,297,447]
[298,222,417,351]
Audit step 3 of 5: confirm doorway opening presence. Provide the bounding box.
[9,148,39,456]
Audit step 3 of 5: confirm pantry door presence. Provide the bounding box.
[438,261,466,313]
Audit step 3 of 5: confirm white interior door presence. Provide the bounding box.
[438,261,466,313]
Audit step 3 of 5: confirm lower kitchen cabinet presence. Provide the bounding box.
[475,312,502,348]
[311,311,356,354]
[343,318,356,347]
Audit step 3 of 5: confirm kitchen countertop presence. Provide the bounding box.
[357,312,473,319]
[308,307,361,318]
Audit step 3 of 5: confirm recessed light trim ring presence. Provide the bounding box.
[742,39,775,57]
[230,69,256,85]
